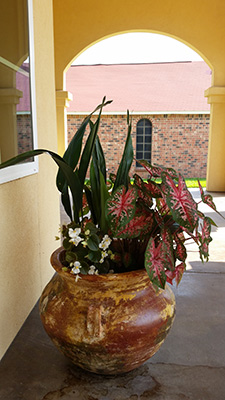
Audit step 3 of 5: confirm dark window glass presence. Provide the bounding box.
[136,119,152,167]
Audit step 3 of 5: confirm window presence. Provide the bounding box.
[0,0,38,184]
[136,119,152,166]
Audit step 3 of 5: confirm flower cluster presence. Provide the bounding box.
[58,222,116,282]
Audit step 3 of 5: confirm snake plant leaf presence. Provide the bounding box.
[61,184,72,220]
[56,117,89,193]
[84,184,97,224]
[106,185,137,234]
[78,97,110,186]
[162,172,198,232]
[89,160,101,224]
[0,149,75,187]
[57,97,112,191]
[0,148,82,222]
[99,170,109,232]
[92,135,107,182]
[113,115,133,192]
[0,149,48,169]
[145,237,168,289]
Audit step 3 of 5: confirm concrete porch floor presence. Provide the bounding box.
[0,189,225,400]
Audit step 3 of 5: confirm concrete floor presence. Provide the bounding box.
[0,190,225,400]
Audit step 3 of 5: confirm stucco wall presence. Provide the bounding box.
[67,113,209,179]
[53,0,225,191]
[0,0,59,359]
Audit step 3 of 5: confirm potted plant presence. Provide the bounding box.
[0,98,221,375]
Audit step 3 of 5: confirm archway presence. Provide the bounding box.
[59,32,212,182]
[53,0,225,190]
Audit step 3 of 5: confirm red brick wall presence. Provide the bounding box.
[17,114,33,154]
[67,113,209,179]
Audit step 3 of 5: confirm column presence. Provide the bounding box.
[0,88,23,162]
[204,86,225,192]
[56,90,73,155]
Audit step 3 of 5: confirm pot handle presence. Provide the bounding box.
[86,304,103,338]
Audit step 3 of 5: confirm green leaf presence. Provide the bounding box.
[78,97,110,186]
[87,234,100,251]
[90,161,101,224]
[84,184,98,224]
[113,117,133,191]
[99,170,110,232]
[92,135,106,182]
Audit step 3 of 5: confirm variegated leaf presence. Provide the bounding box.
[106,185,137,234]
[135,160,163,177]
[174,234,187,262]
[165,269,176,285]
[161,227,175,270]
[133,174,154,207]
[116,209,154,239]
[175,263,186,285]
[198,180,224,219]
[145,238,168,289]
[162,173,198,231]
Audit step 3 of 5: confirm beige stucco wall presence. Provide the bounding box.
[0,0,60,359]
[53,0,225,191]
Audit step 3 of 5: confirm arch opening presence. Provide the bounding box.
[64,32,211,180]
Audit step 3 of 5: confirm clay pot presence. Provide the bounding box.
[39,247,176,375]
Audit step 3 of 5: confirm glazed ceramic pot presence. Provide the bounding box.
[39,247,176,375]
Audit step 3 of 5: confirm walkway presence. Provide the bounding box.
[0,190,224,400]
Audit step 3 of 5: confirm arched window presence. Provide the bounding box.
[136,119,152,166]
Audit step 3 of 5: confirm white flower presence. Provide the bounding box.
[99,234,112,250]
[88,265,96,275]
[68,228,82,246]
[71,261,81,275]
[69,228,81,238]
[99,250,108,263]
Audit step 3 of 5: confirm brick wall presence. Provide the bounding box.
[67,113,210,179]
[17,114,33,154]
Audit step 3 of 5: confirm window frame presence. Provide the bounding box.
[136,118,152,166]
[0,0,38,185]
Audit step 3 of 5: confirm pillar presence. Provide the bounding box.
[56,90,73,155]
[204,86,225,192]
[0,87,23,162]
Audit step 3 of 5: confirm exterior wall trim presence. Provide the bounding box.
[67,111,211,116]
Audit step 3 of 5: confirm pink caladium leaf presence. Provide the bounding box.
[117,209,154,239]
[106,185,137,234]
[145,180,162,198]
[161,227,175,270]
[165,269,176,285]
[174,233,187,262]
[136,160,178,180]
[145,237,171,289]
[198,216,213,261]
[162,172,198,231]
[198,180,224,220]
[175,263,186,285]
[135,160,163,177]
[133,174,153,207]
[156,196,171,216]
